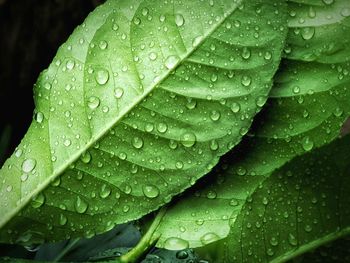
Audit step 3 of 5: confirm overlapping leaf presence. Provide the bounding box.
[152,0,350,249]
[0,0,287,244]
[223,135,350,263]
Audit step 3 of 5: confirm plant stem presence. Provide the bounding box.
[119,207,167,263]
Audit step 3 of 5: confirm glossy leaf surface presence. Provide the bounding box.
[0,0,287,244]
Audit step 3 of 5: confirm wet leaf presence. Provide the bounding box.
[0,0,287,244]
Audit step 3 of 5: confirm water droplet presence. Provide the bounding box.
[66,60,75,70]
[100,184,111,199]
[34,112,44,123]
[31,193,45,208]
[114,88,124,99]
[211,73,218,82]
[80,151,92,164]
[75,196,88,214]
[230,199,239,206]
[185,98,197,109]
[145,123,154,132]
[256,96,267,107]
[164,55,180,70]
[157,122,168,133]
[133,17,141,25]
[22,159,36,173]
[15,148,23,158]
[322,0,334,5]
[142,8,149,16]
[20,174,28,182]
[64,139,71,147]
[132,136,144,149]
[176,250,188,259]
[95,69,109,85]
[288,233,298,246]
[301,27,315,40]
[293,86,300,94]
[341,8,350,17]
[241,47,251,59]
[334,107,343,117]
[180,132,196,147]
[98,40,108,50]
[200,232,220,245]
[175,14,185,27]
[59,214,68,225]
[142,185,160,198]
[301,136,314,151]
[264,51,272,60]
[210,110,221,121]
[210,140,219,151]
[164,237,189,250]
[304,224,312,232]
[270,237,279,246]
[206,190,217,199]
[176,161,184,169]
[308,6,316,18]
[231,102,241,113]
[149,52,157,61]
[241,76,252,87]
[87,96,100,110]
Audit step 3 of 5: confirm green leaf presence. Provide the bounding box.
[0,0,287,244]
[222,135,350,263]
[149,0,350,249]
[295,236,350,263]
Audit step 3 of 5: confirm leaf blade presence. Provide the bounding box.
[0,0,287,244]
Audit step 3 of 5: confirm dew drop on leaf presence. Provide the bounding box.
[132,136,144,149]
[164,237,189,250]
[80,151,92,164]
[75,196,88,214]
[98,40,108,50]
[66,60,75,70]
[100,184,111,199]
[157,122,168,133]
[241,76,252,87]
[114,88,124,99]
[164,55,180,70]
[31,193,45,209]
[149,52,158,61]
[87,96,100,110]
[22,159,37,173]
[95,69,109,85]
[176,250,188,259]
[231,102,241,113]
[180,132,196,147]
[301,136,314,151]
[142,185,160,199]
[301,27,315,40]
[175,14,185,27]
[200,232,220,245]
[59,214,68,226]
[341,8,350,17]
[34,112,44,123]
[288,233,298,246]
[322,0,334,5]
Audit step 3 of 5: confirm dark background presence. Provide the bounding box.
[0,0,105,165]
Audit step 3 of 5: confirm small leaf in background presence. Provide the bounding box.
[222,135,350,263]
